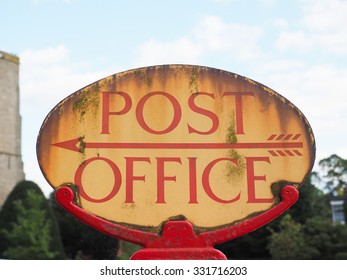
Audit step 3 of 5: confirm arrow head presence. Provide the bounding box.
[52,138,83,153]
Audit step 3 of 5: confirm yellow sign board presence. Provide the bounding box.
[37,65,315,231]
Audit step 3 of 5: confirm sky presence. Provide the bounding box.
[1,0,347,196]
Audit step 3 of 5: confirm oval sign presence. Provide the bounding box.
[37,65,315,232]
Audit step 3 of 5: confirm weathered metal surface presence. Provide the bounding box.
[37,65,315,233]
[55,184,299,259]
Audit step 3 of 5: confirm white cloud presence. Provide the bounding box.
[275,0,347,54]
[195,15,263,58]
[211,0,237,5]
[300,0,347,32]
[32,0,72,4]
[257,61,347,121]
[135,15,263,66]
[262,1,347,164]
[21,44,69,66]
[272,18,289,29]
[259,58,306,73]
[254,59,347,167]
[134,37,202,67]
[20,45,116,194]
[275,30,313,52]
[336,148,347,160]
[258,0,277,7]
[20,45,110,117]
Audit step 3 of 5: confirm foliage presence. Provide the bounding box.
[266,155,347,260]
[335,252,347,259]
[49,193,120,259]
[216,175,330,259]
[302,217,347,259]
[287,174,330,224]
[1,190,56,259]
[0,181,65,259]
[318,154,347,195]
[268,215,347,260]
[117,241,142,260]
[268,214,318,259]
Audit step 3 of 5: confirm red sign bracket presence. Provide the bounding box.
[55,185,299,259]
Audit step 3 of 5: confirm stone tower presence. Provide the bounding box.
[0,50,25,207]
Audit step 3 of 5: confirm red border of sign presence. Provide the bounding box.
[55,185,298,259]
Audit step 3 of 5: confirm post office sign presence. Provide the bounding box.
[37,65,315,233]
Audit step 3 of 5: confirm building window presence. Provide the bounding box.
[330,200,345,224]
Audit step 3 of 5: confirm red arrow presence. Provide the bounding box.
[52,138,303,153]
[52,138,82,153]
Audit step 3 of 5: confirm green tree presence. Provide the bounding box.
[268,214,318,259]
[318,154,347,195]
[302,217,347,259]
[1,190,56,259]
[317,154,347,221]
[49,192,119,259]
[216,176,329,259]
[287,174,330,224]
[0,181,65,259]
[117,241,142,260]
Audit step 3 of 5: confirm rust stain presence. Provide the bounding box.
[37,64,316,231]
[134,68,153,88]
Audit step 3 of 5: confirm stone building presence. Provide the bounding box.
[0,50,25,207]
